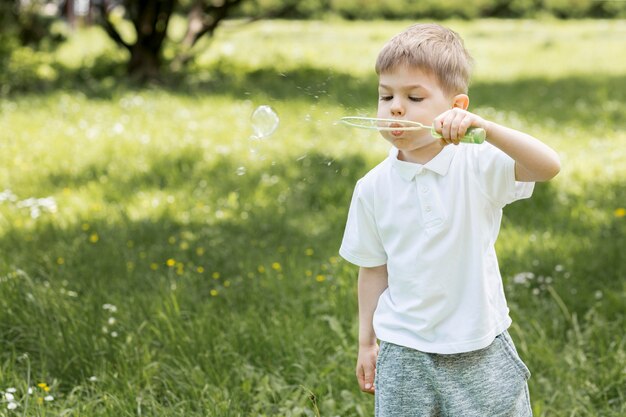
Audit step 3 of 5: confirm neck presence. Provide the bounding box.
[398,141,445,164]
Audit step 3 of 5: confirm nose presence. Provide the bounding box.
[390,97,404,117]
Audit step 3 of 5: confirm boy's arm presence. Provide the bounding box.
[356,264,388,395]
[435,108,561,182]
[483,121,561,182]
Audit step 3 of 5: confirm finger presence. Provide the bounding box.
[448,111,466,142]
[450,109,471,143]
[457,115,473,141]
[439,113,453,142]
[356,365,366,390]
[433,111,450,137]
[363,367,375,392]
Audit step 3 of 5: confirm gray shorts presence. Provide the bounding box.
[375,331,532,417]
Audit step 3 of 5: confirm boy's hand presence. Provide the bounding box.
[356,343,379,395]
[434,108,489,145]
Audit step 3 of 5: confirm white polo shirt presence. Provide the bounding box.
[339,143,534,354]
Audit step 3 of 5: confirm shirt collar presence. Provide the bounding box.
[389,145,456,181]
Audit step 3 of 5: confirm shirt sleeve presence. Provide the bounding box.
[472,143,535,207]
[339,180,388,267]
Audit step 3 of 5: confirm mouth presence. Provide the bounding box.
[389,122,404,137]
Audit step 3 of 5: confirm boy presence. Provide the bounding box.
[339,23,560,416]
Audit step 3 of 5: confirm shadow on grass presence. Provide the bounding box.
[3,59,625,129]
[3,145,623,312]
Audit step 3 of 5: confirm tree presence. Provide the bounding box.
[98,0,301,82]
[97,0,258,81]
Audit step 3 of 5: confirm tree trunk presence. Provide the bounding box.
[126,0,175,81]
[128,43,162,82]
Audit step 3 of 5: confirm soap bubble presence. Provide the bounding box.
[251,105,279,139]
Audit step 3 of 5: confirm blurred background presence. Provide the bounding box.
[0,1,624,416]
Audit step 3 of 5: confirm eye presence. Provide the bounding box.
[409,96,424,102]
[379,96,393,101]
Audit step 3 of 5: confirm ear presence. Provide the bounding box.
[452,94,469,110]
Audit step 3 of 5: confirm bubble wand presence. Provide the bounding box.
[339,116,485,144]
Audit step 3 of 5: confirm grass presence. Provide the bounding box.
[0,18,625,416]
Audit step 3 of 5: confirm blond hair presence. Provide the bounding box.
[375,23,473,95]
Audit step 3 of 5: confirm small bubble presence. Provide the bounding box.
[251,105,279,138]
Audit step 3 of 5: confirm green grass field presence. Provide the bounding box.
[0,19,625,416]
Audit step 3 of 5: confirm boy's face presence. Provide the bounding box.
[377,65,457,155]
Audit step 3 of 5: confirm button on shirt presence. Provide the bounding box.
[339,143,534,354]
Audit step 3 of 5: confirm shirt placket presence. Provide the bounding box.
[415,172,443,228]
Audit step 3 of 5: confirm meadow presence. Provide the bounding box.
[0,18,625,416]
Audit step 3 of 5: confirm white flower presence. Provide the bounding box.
[111,331,118,338]
[44,395,54,402]
[27,388,33,395]
[7,402,18,410]
[88,376,98,382]
[6,388,16,394]
[108,317,116,325]
[102,304,117,313]
[513,272,534,285]
[4,393,14,401]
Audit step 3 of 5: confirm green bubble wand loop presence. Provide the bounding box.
[339,116,486,144]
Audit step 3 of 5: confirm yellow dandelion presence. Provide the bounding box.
[37,397,44,405]
[37,382,50,392]
[212,272,220,279]
[166,258,176,267]
[179,241,189,250]
[197,266,205,273]
[316,275,326,282]
[168,236,176,245]
[272,262,282,271]
[224,280,231,288]
[81,223,90,231]
[127,261,135,270]
[89,233,99,243]
[329,256,339,265]
[210,289,218,297]
[196,247,205,256]
[57,257,65,265]
[305,248,314,256]
[615,208,626,218]
[258,265,266,273]
[150,263,159,271]
[305,270,313,277]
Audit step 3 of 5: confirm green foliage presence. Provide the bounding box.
[238,0,626,19]
[0,19,625,416]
